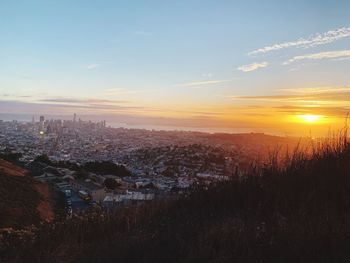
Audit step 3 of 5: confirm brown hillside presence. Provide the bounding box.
[0,159,26,177]
[0,159,54,228]
[34,182,54,222]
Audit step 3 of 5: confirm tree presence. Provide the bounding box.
[0,152,22,162]
[104,178,117,189]
[83,161,131,177]
[34,154,52,165]
[73,169,89,180]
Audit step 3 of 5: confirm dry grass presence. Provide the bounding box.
[33,183,54,222]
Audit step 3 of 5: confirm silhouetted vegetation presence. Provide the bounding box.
[33,154,52,166]
[72,169,89,180]
[4,133,350,263]
[83,161,131,177]
[0,152,22,162]
[51,189,68,220]
[32,155,80,171]
[104,178,117,189]
[30,156,131,178]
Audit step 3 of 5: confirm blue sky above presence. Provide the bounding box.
[1,0,350,135]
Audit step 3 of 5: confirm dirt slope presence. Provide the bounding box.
[0,159,54,227]
[0,159,26,177]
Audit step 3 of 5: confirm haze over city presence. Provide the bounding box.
[1,0,350,136]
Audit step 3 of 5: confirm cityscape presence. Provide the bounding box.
[0,114,303,215]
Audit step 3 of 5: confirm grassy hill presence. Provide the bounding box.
[0,159,54,261]
[4,136,350,263]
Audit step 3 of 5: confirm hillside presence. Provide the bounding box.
[0,158,54,228]
[0,158,27,177]
[4,138,350,263]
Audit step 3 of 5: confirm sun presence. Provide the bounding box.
[298,114,322,123]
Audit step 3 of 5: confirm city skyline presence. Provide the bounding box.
[1,0,350,136]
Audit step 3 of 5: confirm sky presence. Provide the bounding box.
[1,0,350,136]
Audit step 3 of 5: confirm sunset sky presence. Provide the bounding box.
[1,0,350,136]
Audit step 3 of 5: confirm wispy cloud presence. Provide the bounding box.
[230,89,350,102]
[134,30,153,36]
[274,105,350,117]
[105,88,146,95]
[279,86,350,94]
[333,56,350,61]
[19,74,34,80]
[201,73,213,78]
[237,62,268,72]
[230,94,300,101]
[86,64,99,70]
[174,79,232,88]
[283,49,350,65]
[249,27,350,55]
[0,100,143,114]
[40,97,129,104]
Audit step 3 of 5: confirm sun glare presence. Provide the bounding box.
[298,114,323,123]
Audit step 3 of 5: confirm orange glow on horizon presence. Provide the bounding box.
[297,114,324,123]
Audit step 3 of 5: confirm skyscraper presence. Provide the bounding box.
[39,116,45,134]
[73,113,77,129]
